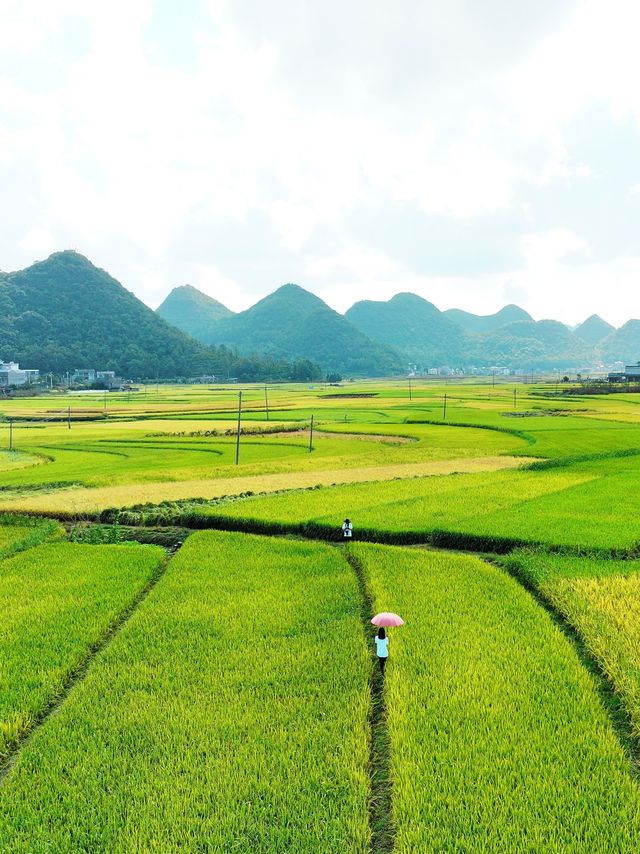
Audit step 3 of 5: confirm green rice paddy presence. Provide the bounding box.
[2,379,640,849]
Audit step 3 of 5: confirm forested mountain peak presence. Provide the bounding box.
[574,314,616,345]
[0,253,316,381]
[205,282,403,375]
[156,284,233,343]
[444,304,533,334]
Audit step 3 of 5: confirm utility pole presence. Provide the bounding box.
[104,391,107,415]
[235,391,242,465]
[513,388,517,410]
[68,405,71,429]
[9,418,13,451]
[492,370,495,388]
[409,378,412,401]
[264,384,269,421]
[443,393,447,420]
[309,414,314,452]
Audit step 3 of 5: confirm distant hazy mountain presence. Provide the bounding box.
[574,314,616,346]
[444,304,533,334]
[601,320,640,364]
[156,284,233,344]
[472,320,591,369]
[207,283,403,375]
[345,293,463,365]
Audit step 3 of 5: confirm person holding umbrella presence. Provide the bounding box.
[371,612,404,674]
[375,627,389,673]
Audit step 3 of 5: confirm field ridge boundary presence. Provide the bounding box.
[491,554,640,781]
[0,546,177,786]
[343,547,395,854]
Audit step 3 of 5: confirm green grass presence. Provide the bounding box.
[0,541,164,759]
[0,532,370,853]
[351,542,640,852]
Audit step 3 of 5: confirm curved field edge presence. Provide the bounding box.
[503,550,640,756]
[109,466,639,556]
[0,532,371,853]
[350,542,640,852]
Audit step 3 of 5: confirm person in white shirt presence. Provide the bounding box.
[375,627,389,673]
[342,518,353,539]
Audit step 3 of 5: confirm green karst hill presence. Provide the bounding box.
[444,303,533,334]
[0,253,313,381]
[602,320,640,364]
[345,293,463,366]
[574,314,616,346]
[156,285,233,343]
[205,283,404,375]
[5,252,639,376]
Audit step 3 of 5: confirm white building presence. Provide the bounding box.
[0,361,39,387]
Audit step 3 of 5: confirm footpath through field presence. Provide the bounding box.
[0,454,532,516]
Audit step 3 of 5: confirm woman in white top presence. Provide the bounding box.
[342,518,353,539]
[375,627,389,673]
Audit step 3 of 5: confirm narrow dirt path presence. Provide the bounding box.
[343,547,395,854]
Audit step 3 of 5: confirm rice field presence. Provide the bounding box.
[352,542,640,852]
[0,516,61,560]
[0,532,370,852]
[506,550,640,743]
[0,541,163,759]
[0,453,530,516]
[2,380,640,848]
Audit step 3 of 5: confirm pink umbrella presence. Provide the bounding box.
[371,612,404,627]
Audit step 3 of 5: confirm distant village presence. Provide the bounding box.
[2,359,640,393]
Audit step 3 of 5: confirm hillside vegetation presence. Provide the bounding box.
[156,284,233,342]
[160,282,634,372]
[205,283,404,375]
[0,254,320,381]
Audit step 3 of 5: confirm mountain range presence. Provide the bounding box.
[0,253,320,381]
[166,283,403,375]
[2,252,638,379]
[158,281,636,372]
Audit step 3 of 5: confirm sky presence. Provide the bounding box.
[1,0,639,326]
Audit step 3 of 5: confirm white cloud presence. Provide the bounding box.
[18,227,58,256]
[0,0,639,329]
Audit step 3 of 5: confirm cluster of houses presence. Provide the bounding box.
[0,361,39,388]
[608,363,640,382]
[0,363,125,390]
[72,369,123,389]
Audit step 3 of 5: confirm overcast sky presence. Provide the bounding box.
[1,0,639,325]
